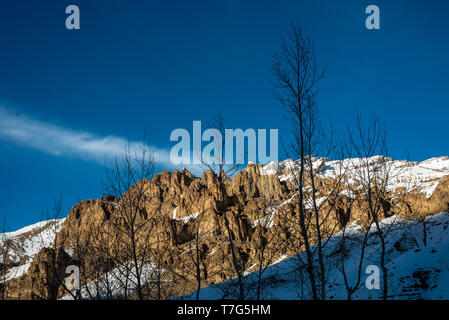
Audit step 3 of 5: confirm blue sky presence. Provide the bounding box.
[0,0,448,230]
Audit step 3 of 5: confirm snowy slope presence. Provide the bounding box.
[180,212,449,300]
[61,261,165,300]
[0,218,65,282]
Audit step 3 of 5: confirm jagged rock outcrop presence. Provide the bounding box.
[27,247,74,300]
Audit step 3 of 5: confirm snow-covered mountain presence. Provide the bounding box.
[2,155,449,300]
[264,155,449,199]
[0,219,65,283]
[183,211,449,300]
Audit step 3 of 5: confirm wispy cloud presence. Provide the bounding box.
[0,107,171,166]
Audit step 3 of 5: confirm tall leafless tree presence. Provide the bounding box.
[30,196,79,300]
[347,112,392,300]
[272,25,326,300]
[102,137,155,300]
[201,113,245,300]
[177,206,215,300]
[333,150,375,300]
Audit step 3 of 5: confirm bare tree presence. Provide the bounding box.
[191,211,208,300]
[177,206,215,300]
[338,217,374,300]
[200,113,245,300]
[59,208,108,300]
[102,137,155,300]
[28,196,78,300]
[272,25,326,300]
[90,220,137,300]
[332,150,375,300]
[249,167,290,300]
[346,112,392,300]
[145,221,174,300]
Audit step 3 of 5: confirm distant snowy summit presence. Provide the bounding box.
[263,155,449,199]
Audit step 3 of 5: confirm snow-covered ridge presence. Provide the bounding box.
[61,261,166,300]
[183,211,449,300]
[263,156,449,198]
[0,218,65,281]
[1,219,64,239]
